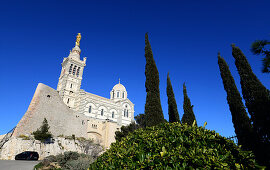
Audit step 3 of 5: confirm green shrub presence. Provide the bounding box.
[115,122,140,141]
[36,152,95,170]
[65,156,94,170]
[90,122,263,169]
[33,118,52,142]
[18,134,30,140]
[64,135,76,140]
[57,134,64,138]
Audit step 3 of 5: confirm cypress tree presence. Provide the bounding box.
[144,33,164,127]
[232,44,270,166]
[251,40,270,73]
[166,73,180,123]
[181,83,197,126]
[218,53,254,151]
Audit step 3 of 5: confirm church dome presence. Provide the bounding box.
[110,80,128,100]
[112,83,126,92]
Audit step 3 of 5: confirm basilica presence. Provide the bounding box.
[12,33,134,148]
[57,33,134,126]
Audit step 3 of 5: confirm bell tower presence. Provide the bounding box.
[57,33,87,109]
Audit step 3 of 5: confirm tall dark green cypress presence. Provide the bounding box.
[144,33,164,127]
[181,83,197,126]
[218,53,254,151]
[166,73,180,123]
[232,44,270,167]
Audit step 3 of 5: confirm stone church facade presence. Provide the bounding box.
[12,33,134,148]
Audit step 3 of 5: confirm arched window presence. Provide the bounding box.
[67,98,70,104]
[89,106,92,113]
[122,92,124,98]
[76,67,80,77]
[101,109,104,116]
[124,110,126,117]
[112,112,114,118]
[73,65,77,75]
[117,92,119,98]
[112,90,115,99]
[69,64,73,74]
[126,110,129,117]
[70,83,72,88]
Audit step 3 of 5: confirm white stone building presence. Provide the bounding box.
[9,33,134,149]
[56,33,134,126]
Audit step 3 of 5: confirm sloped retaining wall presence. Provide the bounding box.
[0,137,103,160]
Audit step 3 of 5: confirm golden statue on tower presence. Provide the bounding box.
[76,33,81,46]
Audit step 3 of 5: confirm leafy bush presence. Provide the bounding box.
[18,134,30,140]
[35,152,95,170]
[115,114,148,141]
[90,122,263,169]
[115,122,141,141]
[64,135,76,140]
[33,118,52,142]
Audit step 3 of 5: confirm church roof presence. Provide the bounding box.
[112,83,126,92]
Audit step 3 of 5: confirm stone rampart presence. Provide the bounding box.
[12,83,88,138]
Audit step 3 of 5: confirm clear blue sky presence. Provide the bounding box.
[1,1,270,137]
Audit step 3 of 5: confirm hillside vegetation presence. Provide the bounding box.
[90,122,261,169]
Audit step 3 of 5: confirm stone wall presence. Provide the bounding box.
[13,83,88,138]
[0,137,103,160]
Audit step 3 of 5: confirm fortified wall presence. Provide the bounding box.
[13,83,88,138]
[11,83,121,149]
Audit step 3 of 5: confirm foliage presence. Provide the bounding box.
[35,152,95,170]
[218,54,255,151]
[65,135,76,140]
[232,44,270,167]
[181,83,197,126]
[166,73,180,123]
[115,122,140,141]
[90,122,262,169]
[76,137,87,142]
[33,118,52,142]
[144,33,164,127]
[251,40,270,73]
[18,134,30,140]
[115,114,148,142]
[134,113,147,128]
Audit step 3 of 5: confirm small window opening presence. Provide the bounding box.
[127,110,129,117]
[67,98,70,104]
[89,106,92,113]
[101,109,104,116]
[47,95,51,98]
[70,84,72,88]
[117,92,119,97]
[76,67,80,77]
[112,112,114,118]
[122,92,124,98]
[73,65,77,75]
[69,64,73,74]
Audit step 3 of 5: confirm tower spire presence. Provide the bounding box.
[75,33,81,47]
[119,78,121,84]
[68,33,82,60]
